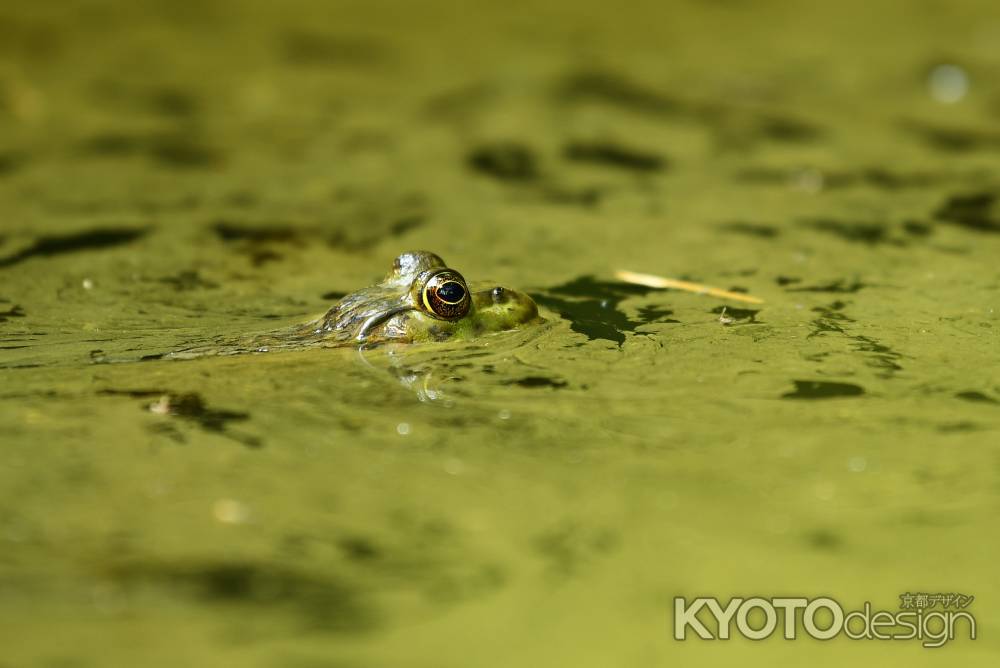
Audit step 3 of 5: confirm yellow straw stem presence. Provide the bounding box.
[614,270,764,304]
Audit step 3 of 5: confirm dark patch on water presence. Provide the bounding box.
[934,192,1000,233]
[0,152,25,176]
[811,300,853,321]
[89,79,200,118]
[785,279,867,294]
[902,120,1000,152]
[806,302,903,376]
[556,71,822,148]
[0,13,62,59]
[902,220,933,237]
[636,305,679,324]
[556,71,680,116]
[808,316,846,337]
[98,389,259,447]
[152,393,255,444]
[804,528,843,551]
[82,132,143,156]
[533,521,620,577]
[955,391,998,405]
[544,275,657,300]
[281,31,388,67]
[321,291,347,301]
[734,165,951,190]
[0,304,26,322]
[148,133,219,168]
[467,143,540,182]
[0,227,147,268]
[937,421,982,433]
[859,168,939,190]
[804,219,891,245]
[775,275,801,286]
[213,221,303,265]
[781,380,865,399]
[337,535,381,562]
[852,335,904,375]
[147,87,199,118]
[710,305,759,323]
[754,114,823,143]
[107,559,377,632]
[532,276,663,345]
[720,221,780,238]
[563,141,666,173]
[715,113,824,150]
[806,306,854,332]
[155,270,219,291]
[225,190,258,208]
[505,376,568,389]
[214,222,302,243]
[423,82,497,120]
[81,131,219,168]
[388,215,425,236]
[327,190,430,250]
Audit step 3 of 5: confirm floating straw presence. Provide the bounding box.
[614,270,764,304]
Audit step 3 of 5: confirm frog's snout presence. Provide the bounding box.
[506,287,539,322]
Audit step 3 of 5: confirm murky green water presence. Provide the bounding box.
[2,0,999,665]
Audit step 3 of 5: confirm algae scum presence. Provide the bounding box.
[1,1,1000,666]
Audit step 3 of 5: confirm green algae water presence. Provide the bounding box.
[2,0,999,665]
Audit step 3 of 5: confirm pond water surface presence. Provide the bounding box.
[1,1,998,665]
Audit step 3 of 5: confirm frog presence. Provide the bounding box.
[311,250,541,345]
[164,251,540,360]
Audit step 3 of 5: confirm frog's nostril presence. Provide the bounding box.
[491,286,507,304]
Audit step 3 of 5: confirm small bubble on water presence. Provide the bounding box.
[213,498,250,525]
[443,458,464,475]
[498,409,511,420]
[791,167,824,193]
[848,456,867,473]
[396,422,411,436]
[148,395,171,415]
[82,278,94,290]
[927,64,969,104]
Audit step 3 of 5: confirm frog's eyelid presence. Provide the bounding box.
[356,306,415,342]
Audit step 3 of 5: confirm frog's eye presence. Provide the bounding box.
[421,270,470,320]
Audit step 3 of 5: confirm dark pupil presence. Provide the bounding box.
[436,281,466,304]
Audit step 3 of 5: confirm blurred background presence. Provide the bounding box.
[1,0,999,665]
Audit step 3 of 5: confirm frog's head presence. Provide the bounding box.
[326,251,540,344]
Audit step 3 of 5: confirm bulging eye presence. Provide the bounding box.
[421,270,470,320]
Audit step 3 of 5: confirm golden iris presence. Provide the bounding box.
[421,270,470,320]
